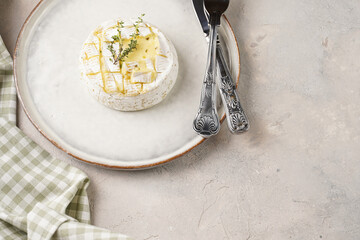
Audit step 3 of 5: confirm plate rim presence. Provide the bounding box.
[13,0,241,170]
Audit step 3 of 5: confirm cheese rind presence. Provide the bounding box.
[80,19,178,111]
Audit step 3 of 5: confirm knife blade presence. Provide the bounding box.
[192,0,210,37]
[192,0,249,133]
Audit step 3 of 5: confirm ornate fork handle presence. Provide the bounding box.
[216,43,249,133]
[193,24,220,138]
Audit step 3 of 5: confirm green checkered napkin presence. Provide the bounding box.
[0,36,131,239]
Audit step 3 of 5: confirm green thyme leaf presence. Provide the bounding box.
[108,14,145,66]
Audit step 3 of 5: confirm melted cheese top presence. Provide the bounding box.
[81,19,171,96]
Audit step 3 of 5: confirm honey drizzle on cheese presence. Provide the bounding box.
[115,21,124,92]
[83,21,164,96]
[92,28,106,91]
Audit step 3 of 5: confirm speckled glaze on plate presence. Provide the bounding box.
[14,0,240,170]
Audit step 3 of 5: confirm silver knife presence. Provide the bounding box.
[192,0,249,133]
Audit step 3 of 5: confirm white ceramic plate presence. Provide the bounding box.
[14,0,240,169]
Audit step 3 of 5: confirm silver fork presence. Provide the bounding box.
[193,0,249,137]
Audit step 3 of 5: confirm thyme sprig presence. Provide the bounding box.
[107,14,145,66]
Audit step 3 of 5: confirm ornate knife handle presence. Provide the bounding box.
[216,43,249,133]
[193,24,220,138]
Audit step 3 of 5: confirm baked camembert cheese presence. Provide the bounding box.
[80,16,178,111]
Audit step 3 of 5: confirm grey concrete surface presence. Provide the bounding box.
[1,0,360,239]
